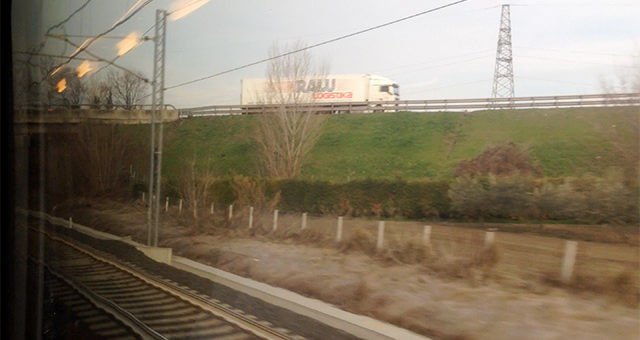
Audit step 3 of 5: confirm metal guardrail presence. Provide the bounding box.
[15,104,178,112]
[179,92,640,117]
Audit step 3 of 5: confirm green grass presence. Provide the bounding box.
[129,106,639,182]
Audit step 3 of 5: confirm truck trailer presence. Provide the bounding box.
[240,74,400,107]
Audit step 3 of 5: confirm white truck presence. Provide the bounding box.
[240,74,400,109]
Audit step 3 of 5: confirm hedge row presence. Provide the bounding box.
[196,179,450,219]
[156,175,638,224]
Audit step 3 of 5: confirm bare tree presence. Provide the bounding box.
[599,55,640,93]
[72,123,134,195]
[45,66,86,108]
[63,70,86,107]
[255,41,329,178]
[597,59,640,185]
[107,69,148,109]
[86,77,114,109]
[178,157,216,221]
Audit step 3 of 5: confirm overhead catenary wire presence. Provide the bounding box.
[15,51,101,62]
[90,0,206,78]
[89,23,158,78]
[163,0,472,92]
[50,35,150,82]
[46,0,154,76]
[70,0,207,79]
[29,0,94,59]
[167,0,210,15]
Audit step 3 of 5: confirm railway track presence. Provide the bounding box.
[30,226,299,340]
[39,260,142,339]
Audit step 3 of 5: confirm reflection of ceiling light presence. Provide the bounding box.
[117,32,140,56]
[50,66,63,76]
[169,0,210,21]
[56,78,67,93]
[76,60,93,78]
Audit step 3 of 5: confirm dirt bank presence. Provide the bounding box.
[55,200,640,339]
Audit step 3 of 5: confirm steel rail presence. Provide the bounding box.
[31,225,290,340]
[30,254,165,340]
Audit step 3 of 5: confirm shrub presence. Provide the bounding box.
[276,179,450,219]
[448,176,489,219]
[532,171,639,224]
[449,175,535,221]
[455,142,542,178]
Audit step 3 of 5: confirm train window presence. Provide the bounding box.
[7,1,639,340]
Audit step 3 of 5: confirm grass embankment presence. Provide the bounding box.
[124,106,639,182]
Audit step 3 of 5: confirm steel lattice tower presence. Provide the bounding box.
[148,9,167,247]
[491,4,514,98]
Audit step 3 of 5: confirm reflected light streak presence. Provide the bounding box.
[117,32,140,56]
[50,65,64,76]
[76,60,93,78]
[56,78,67,93]
[116,0,145,25]
[169,0,210,21]
[69,39,91,58]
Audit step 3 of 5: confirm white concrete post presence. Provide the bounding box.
[178,199,183,215]
[377,221,385,251]
[561,241,578,283]
[301,212,308,230]
[484,231,496,248]
[336,216,344,243]
[68,217,73,228]
[142,192,146,203]
[165,196,169,212]
[423,225,432,245]
[248,206,254,229]
[210,202,214,215]
[228,204,234,220]
[273,209,279,231]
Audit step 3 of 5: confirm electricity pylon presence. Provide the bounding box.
[491,4,514,98]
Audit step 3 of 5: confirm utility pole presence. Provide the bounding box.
[147,9,167,247]
[491,4,514,98]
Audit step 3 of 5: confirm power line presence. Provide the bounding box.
[51,35,149,82]
[388,54,493,78]
[48,0,94,33]
[90,22,157,78]
[14,51,100,62]
[164,0,472,92]
[50,33,153,40]
[167,0,209,15]
[517,54,636,68]
[87,0,205,78]
[514,46,638,58]
[377,49,493,74]
[515,75,594,88]
[403,79,490,93]
[28,0,94,64]
[47,0,154,76]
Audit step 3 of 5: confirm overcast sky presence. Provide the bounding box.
[22,0,640,107]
